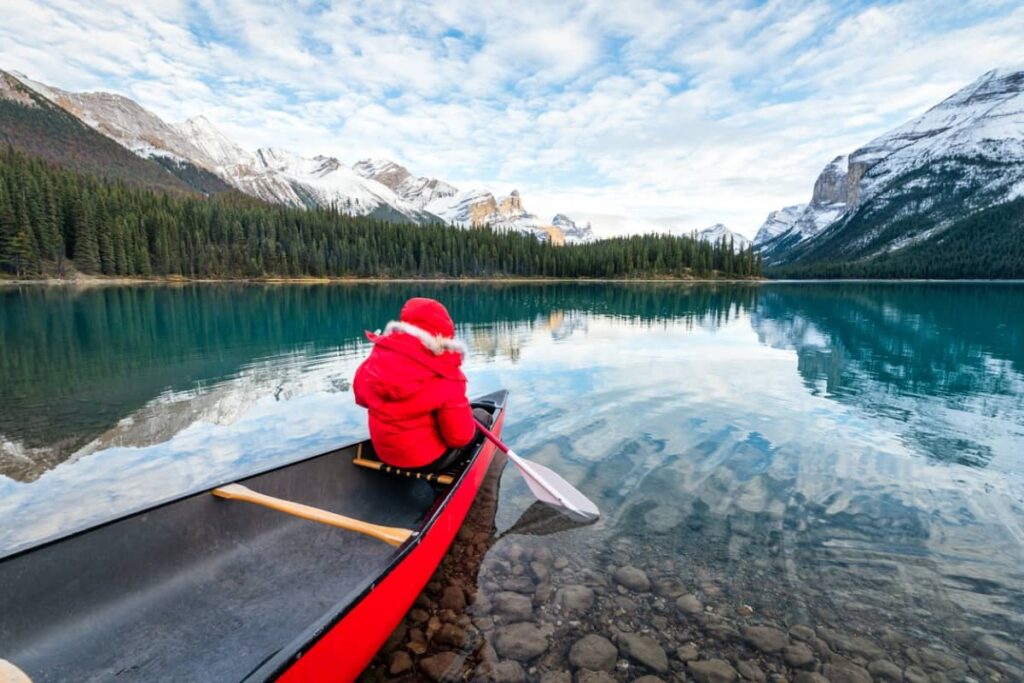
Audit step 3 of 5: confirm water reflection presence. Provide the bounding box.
[2,282,1024,679]
[753,283,1024,468]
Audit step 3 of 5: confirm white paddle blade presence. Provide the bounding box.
[507,451,600,522]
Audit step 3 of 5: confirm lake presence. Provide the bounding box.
[1,282,1022,681]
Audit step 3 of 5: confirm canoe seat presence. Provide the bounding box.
[352,443,458,486]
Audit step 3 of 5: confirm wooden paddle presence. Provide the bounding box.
[475,419,600,522]
[212,484,414,547]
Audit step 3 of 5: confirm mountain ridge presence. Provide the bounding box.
[0,71,228,195]
[3,70,594,243]
[757,68,1024,275]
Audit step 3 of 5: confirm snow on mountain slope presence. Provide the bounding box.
[11,72,217,169]
[552,214,597,244]
[4,71,613,240]
[758,68,1024,266]
[753,204,806,246]
[424,188,498,226]
[255,148,429,218]
[174,116,253,171]
[422,187,595,244]
[353,158,458,209]
[696,223,752,250]
[0,71,36,107]
[849,68,1024,202]
[166,120,432,220]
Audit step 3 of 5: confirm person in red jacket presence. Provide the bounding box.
[353,297,491,471]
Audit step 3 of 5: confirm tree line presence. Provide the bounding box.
[0,148,761,280]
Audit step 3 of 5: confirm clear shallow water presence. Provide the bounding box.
[1,282,1023,679]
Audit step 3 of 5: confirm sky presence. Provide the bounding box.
[3,0,1024,238]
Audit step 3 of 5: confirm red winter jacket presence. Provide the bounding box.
[353,298,476,468]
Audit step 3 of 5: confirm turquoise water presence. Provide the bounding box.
[1,282,1022,679]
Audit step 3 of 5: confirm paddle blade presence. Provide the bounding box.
[506,451,600,522]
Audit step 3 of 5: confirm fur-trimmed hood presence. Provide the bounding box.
[364,321,467,382]
[379,320,468,356]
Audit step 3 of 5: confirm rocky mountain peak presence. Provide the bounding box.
[0,70,36,107]
[352,158,412,191]
[498,190,524,216]
[757,66,1024,268]
[696,224,751,250]
[753,204,806,246]
[4,70,609,242]
[175,116,252,170]
[810,155,853,206]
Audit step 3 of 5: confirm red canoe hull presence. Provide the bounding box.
[278,410,503,682]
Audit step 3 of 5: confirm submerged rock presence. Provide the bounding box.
[793,673,828,683]
[569,634,618,671]
[789,625,816,642]
[619,633,669,672]
[687,658,739,683]
[916,647,964,671]
[867,659,903,680]
[613,566,651,592]
[554,586,586,609]
[419,651,460,681]
[539,672,571,683]
[652,578,686,598]
[822,662,872,683]
[675,643,700,661]
[818,627,883,660]
[735,660,765,683]
[492,660,526,683]
[440,585,466,611]
[902,665,930,683]
[494,591,534,620]
[784,642,816,667]
[576,672,617,683]
[433,623,468,648]
[675,594,703,615]
[494,623,549,661]
[741,625,788,653]
[388,650,413,676]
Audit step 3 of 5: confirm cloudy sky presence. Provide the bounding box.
[3,0,1024,237]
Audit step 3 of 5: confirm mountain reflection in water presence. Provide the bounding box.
[1,282,1022,677]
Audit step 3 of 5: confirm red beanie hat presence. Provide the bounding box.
[399,298,456,339]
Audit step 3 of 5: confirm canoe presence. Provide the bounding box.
[0,390,509,682]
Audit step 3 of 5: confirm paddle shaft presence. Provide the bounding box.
[212,484,414,547]
[474,418,510,455]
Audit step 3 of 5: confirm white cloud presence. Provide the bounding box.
[2,0,1024,237]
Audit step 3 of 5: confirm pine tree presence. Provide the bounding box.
[72,199,100,274]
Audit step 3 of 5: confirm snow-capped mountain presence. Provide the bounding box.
[759,68,1024,267]
[7,71,217,168]
[424,188,573,244]
[173,115,252,172]
[5,72,438,224]
[355,160,596,244]
[696,223,752,250]
[355,173,596,245]
[352,158,458,209]
[6,70,598,240]
[753,154,851,261]
[552,214,597,244]
[753,204,805,246]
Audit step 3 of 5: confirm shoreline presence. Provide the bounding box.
[3,276,1022,287]
[0,275,765,287]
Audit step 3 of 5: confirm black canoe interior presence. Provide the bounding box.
[0,391,507,683]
